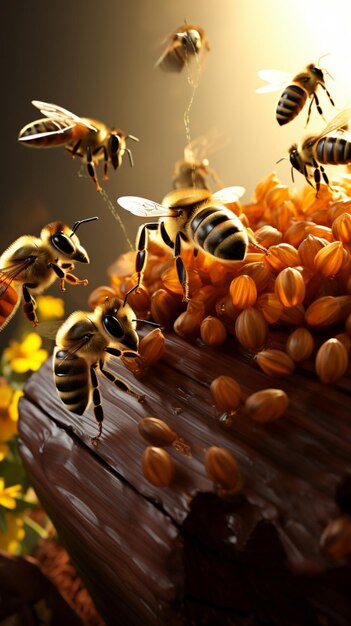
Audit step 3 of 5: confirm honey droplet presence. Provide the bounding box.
[286,327,314,362]
[204,446,241,492]
[315,338,348,383]
[139,328,165,366]
[235,308,268,351]
[314,241,345,277]
[256,349,295,377]
[320,516,351,559]
[142,447,175,487]
[275,267,306,308]
[230,275,257,309]
[200,316,227,346]
[138,417,178,447]
[210,375,242,412]
[245,388,289,422]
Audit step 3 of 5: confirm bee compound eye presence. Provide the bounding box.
[52,233,75,255]
[103,315,125,339]
[109,134,120,156]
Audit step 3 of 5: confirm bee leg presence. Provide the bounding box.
[99,359,145,403]
[123,222,159,306]
[22,285,38,327]
[64,273,89,287]
[86,145,102,192]
[313,167,321,196]
[320,83,335,107]
[104,347,139,359]
[60,262,75,271]
[102,146,109,180]
[319,165,331,189]
[68,139,82,159]
[90,364,103,446]
[247,235,268,255]
[175,231,190,302]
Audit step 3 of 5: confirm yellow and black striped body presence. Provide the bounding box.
[316,136,351,165]
[276,84,307,126]
[53,348,90,416]
[188,203,248,261]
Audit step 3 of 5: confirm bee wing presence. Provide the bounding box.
[211,186,246,203]
[184,128,230,163]
[313,108,351,142]
[18,118,76,142]
[35,320,66,340]
[256,69,292,93]
[117,196,177,218]
[0,258,34,296]
[31,100,98,132]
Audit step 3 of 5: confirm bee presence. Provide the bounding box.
[0,217,97,332]
[155,23,209,72]
[53,296,145,444]
[286,108,351,193]
[117,186,267,303]
[18,101,139,191]
[256,62,335,126]
[172,131,226,191]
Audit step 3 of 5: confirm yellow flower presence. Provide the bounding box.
[0,478,21,510]
[3,333,48,374]
[0,382,23,446]
[0,513,25,553]
[36,295,64,320]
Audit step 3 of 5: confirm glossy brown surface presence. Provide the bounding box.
[18,331,351,625]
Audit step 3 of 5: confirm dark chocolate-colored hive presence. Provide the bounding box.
[18,331,351,625]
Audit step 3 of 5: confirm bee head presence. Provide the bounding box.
[97,297,139,351]
[108,132,122,169]
[288,144,304,175]
[42,217,97,263]
[310,65,324,83]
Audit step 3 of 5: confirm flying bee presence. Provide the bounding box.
[0,217,97,332]
[117,186,267,303]
[286,108,351,193]
[172,131,226,191]
[155,23,209,72]
[18,101,139,191]
[53,296,147,444]
[256,62,335,126]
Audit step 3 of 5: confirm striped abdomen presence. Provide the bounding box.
[53,349,90,415]
[276,84,307,126]
[190,206,248,260]
[0,285,19,331]
[316,136,351,164]
[18,119,76,147]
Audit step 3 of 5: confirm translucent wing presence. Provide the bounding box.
[256,69,292,93]
[31,100,98,132]
[117,196,177,218]
[184,128,230,163]
[314,108,351,141]
[0,258,35,296]
[18,118,76,142]
[212,186,246,203]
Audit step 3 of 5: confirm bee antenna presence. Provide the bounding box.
[276,156,289,164]
[70,216,99,237]
[291,166,295,183]
[317,52,330,65]
[125,135,140,143]
[132,318,160,328]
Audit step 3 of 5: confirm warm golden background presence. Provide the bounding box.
[2,0,351,347]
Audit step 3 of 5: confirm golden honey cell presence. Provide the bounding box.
[210,375,242,412]
[235,308,268,351]
[256,349,295,377]
[275,267,306,308]
[314,241,345,277]
[286,327,314,362]
[315,338,348,384]
[204,446,241,491]
[230,275,257,309]
[200,316,227,346]
[138,418,178,447]
[245,388,289,422]
[142,447,175,487]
